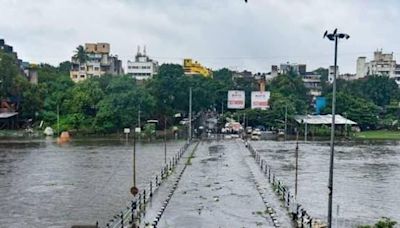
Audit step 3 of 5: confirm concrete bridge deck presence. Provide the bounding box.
[140,139,294,227]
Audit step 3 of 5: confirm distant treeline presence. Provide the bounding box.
[1,50,399,133]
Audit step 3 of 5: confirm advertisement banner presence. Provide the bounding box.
[227,90,245,109]
[251,91,270,109]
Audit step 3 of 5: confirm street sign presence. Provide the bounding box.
[130,186,139,196]
[124,128,130,134]
[227,90,245,109]
[135,127,141,133]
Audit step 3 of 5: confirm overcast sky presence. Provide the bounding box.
[1,0,399,73]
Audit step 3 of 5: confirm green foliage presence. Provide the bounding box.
[143,123,156,140]
[358,217,397,228]
[268,74,309,113]
[323,92,379,130]
[74,45,88,63]
[0,51,20,98]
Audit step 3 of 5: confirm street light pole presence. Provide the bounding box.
[164,116,167,164]
[324,29,350,228]
[188,87,192,142]
[284,104,288,141]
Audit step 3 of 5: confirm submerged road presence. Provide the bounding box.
[142,139,293,227]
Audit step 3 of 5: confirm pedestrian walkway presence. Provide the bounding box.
[142,139,293,227]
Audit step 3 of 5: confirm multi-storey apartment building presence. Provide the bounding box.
[70,43,123,82]
[356,50,400,86]
[126,46,158,80]
[276,63,322,97]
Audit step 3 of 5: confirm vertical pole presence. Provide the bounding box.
[164,116,167,164]
[295,130,299,199]
[284,104,288,141]
[57,104,60,135]
[336,205,340,228]
[188,87,192,142]
[221,100,224,117]
[328,35,338,228]
[304,111,308,142]
[133,130,136,187]
[138,106,141,141]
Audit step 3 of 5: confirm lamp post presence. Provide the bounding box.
[323,28,350,228]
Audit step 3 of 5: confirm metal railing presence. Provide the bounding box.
[105,141,191,228]
[247,142,325,228]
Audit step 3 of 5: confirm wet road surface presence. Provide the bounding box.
[149,140,292,227]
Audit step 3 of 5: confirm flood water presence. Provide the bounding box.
[0,137,185,228]
[252,140,400,227]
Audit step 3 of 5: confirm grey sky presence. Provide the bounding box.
[1,0,399,73]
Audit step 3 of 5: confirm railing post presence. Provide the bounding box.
[131,200,137,227]
[150,181,153,198]
[143,189,146,205]
[120,211,124,227]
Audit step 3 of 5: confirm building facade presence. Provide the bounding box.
[70,43,123,82]
[0,39,37,84]
[183,59,212,78]
[356,50,400,86]
[276,62,322,97]
[126,46,158,80]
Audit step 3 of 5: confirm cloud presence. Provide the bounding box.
[1,0,399,73]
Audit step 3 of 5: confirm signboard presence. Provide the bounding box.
[135,127,141,133]
[315,96,327,114]
[227,90,245,109]
[251,91,270,110]
[124,128,130,134]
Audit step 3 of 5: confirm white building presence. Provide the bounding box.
[328,65,339,83]
[356,50,400,86]
[127,46,159,80]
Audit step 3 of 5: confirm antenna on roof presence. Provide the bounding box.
[144,45,147,55]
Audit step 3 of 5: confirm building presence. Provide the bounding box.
[0,39,37,84]
[126,46,158,80]
[183,58,212,78]
[356,50,400,86]
[279,63,306,76]
[232,70,253,80]
[328,65,339,83]
[70,43,123,82]
[274,62,322,97]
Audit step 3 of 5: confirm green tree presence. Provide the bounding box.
[323,92,379,130]
[0,51,20,98]
[74,45,88,63]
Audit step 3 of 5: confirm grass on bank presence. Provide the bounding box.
[354,130,400,140]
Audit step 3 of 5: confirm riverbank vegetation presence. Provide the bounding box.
[358,217,397,228]
[1,50,400,136]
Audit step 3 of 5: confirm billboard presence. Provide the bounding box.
[227,90,245,109]
[251,91,270,110]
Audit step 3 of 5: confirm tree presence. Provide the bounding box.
[74,45,88,63]
[323,92,379,130]
[268,74,309,113]
[94,76,155,133]
[0,51,20,98]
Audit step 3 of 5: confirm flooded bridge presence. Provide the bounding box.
[104,139,323,228]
